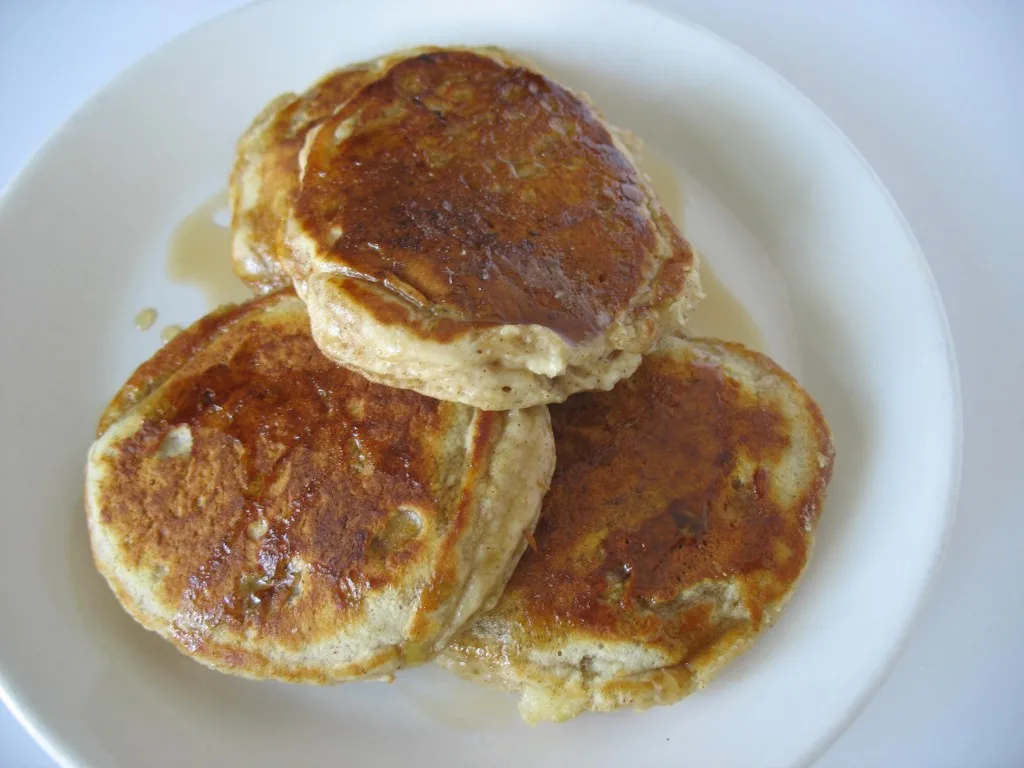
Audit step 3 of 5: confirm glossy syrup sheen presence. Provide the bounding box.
[94,292,489,661]
[295,48,693,342]
[495,346,818,654]
[230,64,378,293]
[134,307,157,331]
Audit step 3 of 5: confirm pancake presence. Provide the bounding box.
[231,46,702,410]
[85,290,554,683]
[230,63,378,293]
[440,338,834,722]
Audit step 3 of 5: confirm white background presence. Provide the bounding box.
[0,1,1021,766]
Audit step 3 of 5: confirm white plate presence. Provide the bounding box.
[0,0,960,766]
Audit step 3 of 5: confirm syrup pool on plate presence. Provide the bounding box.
[640,146,765,354]
[167,191,250,309]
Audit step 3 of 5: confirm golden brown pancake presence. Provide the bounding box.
[230,63,378,293]
[86,290,554,683]
[232,46,701,410]
[440,338,834,722]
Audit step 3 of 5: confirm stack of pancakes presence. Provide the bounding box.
[86,47,834,723]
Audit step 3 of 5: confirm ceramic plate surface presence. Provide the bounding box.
[0,1,960,765]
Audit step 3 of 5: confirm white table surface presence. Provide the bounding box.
[1,1,1021,766]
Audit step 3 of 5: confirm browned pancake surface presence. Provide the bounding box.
[231,65,377,292]
[510,346,826,651]
[294,49,693,342]
[90,291,510,678]
[444,339,834,720]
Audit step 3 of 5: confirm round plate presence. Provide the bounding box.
[0,1,960,766]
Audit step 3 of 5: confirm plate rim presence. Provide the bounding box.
[646,6,964,762]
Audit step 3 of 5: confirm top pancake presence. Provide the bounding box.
[86,290,554,683]
[440,338,834,722]
[231,46,701,410]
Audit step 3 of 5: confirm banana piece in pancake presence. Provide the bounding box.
[85,290,554,683]
[231,46,702,410]
[440,338,834,722]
